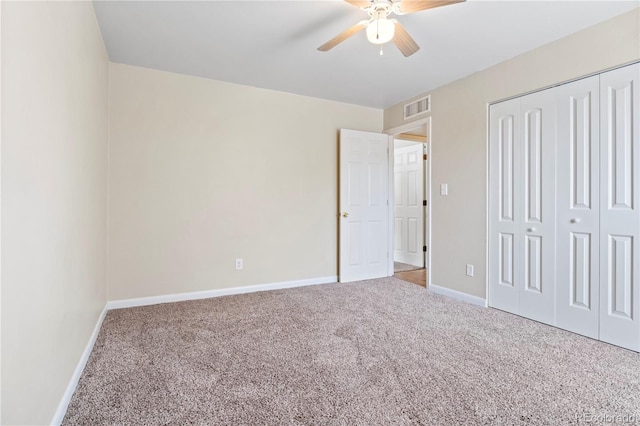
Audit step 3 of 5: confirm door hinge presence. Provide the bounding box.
[423,246,427,252]
[423,200,427,206]
[423,154,427,160]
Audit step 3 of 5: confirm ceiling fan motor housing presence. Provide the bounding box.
[367,1,394,17]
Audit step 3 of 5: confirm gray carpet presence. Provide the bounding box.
[394,261,422,273]
[63,278,640,425]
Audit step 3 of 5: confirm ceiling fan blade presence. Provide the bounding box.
[392,22,420,57]
[318,22,367,52]
[397,0,465,14]
[344,0,372,9]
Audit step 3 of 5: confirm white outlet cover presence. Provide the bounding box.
[440,184,448,196]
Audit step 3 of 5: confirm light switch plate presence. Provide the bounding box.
[466,264,474,277]
[440,184,448,196]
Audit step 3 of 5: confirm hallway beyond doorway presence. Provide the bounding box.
[394,268,427,287]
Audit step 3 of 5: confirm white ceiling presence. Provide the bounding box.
[93,0,639,109]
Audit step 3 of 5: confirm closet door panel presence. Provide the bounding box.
[489,99,522,314]
[555,76,600,339]
[600,64,640,351]
[518,90,556,325]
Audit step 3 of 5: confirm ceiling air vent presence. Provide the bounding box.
[404,95,430,120]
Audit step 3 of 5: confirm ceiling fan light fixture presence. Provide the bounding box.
[366,18,395,44]
[319,0,465,56]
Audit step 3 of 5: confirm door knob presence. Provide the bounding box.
[527,227,536,232]
[570,218,581,224]
[342,212,349,218]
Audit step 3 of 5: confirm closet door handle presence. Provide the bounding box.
[570,218,581,224]
[526,227,536,233]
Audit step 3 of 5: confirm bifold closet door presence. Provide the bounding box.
[489,98,521,315]
[489,90,556,324]
[599,64,640,351]
[555,76,600,339]
[490,63,640,351]
[518,91,556,324]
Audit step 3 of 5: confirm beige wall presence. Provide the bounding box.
[2,4,636,422]
[384,8,640,298]
[108,63,382,301]
[1,2,109,424]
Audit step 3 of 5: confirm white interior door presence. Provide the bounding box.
[339,129,390,283]
[393,143,424,267]
[599,64,640,351]
[555,75,600,339]
[423,142,429,269]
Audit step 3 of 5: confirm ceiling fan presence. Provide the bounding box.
[318,0,465,57]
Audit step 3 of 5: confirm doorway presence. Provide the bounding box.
[337,119,431,286]
[388,120,430,287]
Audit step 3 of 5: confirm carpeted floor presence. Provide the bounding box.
[63,278,640,425]
[394,261,422,273]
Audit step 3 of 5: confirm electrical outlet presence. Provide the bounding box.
[440,184,448,196]
[466,264,474,277]
[235,258,243,270]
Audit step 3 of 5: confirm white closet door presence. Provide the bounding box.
[555,76,600,339]
[599,64,640,351]
[489,92,556,322]
[518,90,557,324]
[489,99,522,314]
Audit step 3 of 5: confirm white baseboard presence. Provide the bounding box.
[429,283,488,307]
[51,306,108,426]
[106,275,338,310]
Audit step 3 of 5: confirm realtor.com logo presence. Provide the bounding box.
[576,412,640,424]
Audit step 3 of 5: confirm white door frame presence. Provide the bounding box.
[384,117,432,284]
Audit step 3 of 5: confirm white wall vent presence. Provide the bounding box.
[404,95,430,120]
